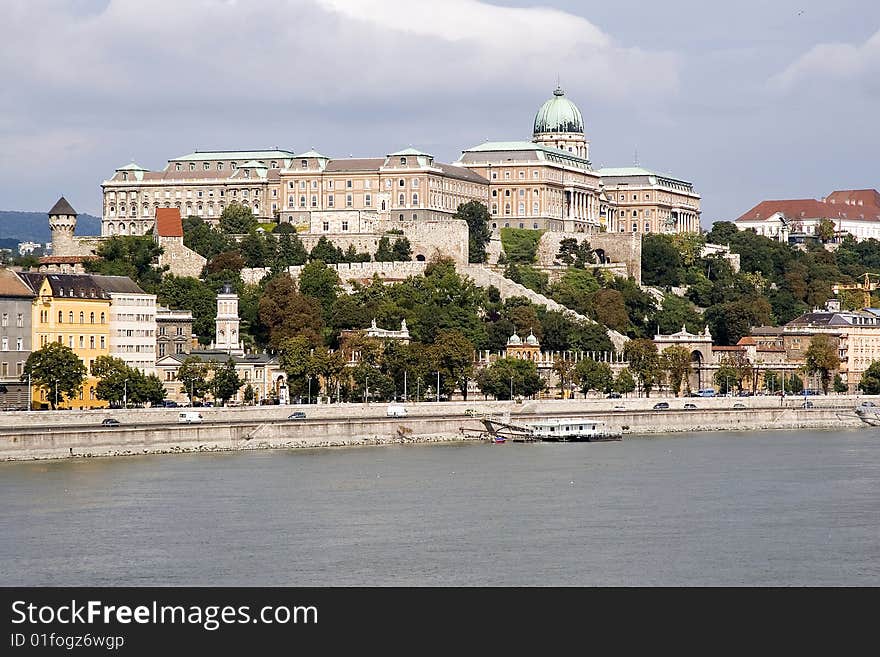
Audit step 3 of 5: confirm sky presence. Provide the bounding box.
[1,0,878,226]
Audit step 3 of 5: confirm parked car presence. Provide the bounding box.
[288,411,307,420]
[613,404,626,411]
[733,402,747,409]
[683,403,697,410]
[158,400,178,408]
[178,411,203,423]
[101,418,121,426]
[464,409,479,417]
[697,389,716,397]
[802,401,815,408]
[606,392,622,399]
[652,402,670,410]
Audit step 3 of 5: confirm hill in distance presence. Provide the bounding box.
[0,210,101,243]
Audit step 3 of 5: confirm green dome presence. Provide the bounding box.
[533,86,584,135]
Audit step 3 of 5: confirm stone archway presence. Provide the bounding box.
[690,350,703,391]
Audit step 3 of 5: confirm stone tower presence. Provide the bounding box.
[213,283,244,356]
[48,196,78,256]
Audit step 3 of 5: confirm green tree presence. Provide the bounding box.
[429,329,476,399]
[86,235,167,291]
[219,203,258,234]
[574,358,613,396]
[177,356,211,403]
[555,238,594,268]
[504,264,549,295]
[705,221,739,245]
[374,236,395,262]
[858,361,880,394]
[277,230,308,268]
[641,234,683,287]
[614,368,636,396]
[660,345,693,396]
[183,216,232,259]
[240,231,268,268]
[205,250,246,275]
[212,358,243,405]
[816,218,836,243]
[278,335,313,399]
[552,358,575,397]
[91,355,130,407]
[590,288,630,333]
[787,372,804,394]
[309,236,343,263]
[714,353,753,394]
[455,200,492,264]
[500,228,542,264]
[298,260,340,316]
[833,373,848,394]
[622,339,660,397]
[21,342,87,409]
[764,370,781,394]
[704,298,772,346]
[156,275,216,344]
[805,334,840,394]
[392,237,412,262]
[132,373,166,406]
[475,357,543,400]
[259,275,324,348]
[243,383,256,405]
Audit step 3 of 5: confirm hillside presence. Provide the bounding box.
[0,210,101,243]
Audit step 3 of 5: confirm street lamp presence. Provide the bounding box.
[54,379,58,409]
[435,371,440,403]
[510,375,514,401]
[307,375,312,405]
[364,373,369,405]
[123,378,128,409]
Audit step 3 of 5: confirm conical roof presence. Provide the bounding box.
[48,196,77,216]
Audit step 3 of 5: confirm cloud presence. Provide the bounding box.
[773,28,880,92]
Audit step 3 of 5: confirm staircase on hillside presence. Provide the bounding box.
[460,265,628,350]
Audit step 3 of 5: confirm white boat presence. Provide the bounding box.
[470,415,621,443]
[855,401,880,426]
[522,417,621,442]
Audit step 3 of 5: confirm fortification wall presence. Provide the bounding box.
[536,232,642,283]
[157,236,206,278]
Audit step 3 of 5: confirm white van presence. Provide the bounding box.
[178,411,203,423]
[386,404,408,418]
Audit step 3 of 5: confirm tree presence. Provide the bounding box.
[590,288,629,333]
[298,260,340,315]
[660,346,693,396]
[156,275,216,344]
[641,234,684,287]
[219,203,258,234]
[705,221,739,245]
[240,231,268,268]
[500,228,542,264]
[86,235,166,291]
[833,373,848,394]
[278,335,313,399]
[574,358,613,396]
[816,218,836,243]
[704,298,772,345]
[374,236,395,262]
[429,329,476,399]
[205,250,246,275]
[309,236,343,263]
[133,373,166,406]
[556,238,594,268]
[183,216,232,259]
[258,275,323,348]
[764,370,781,394]
[614,368,636,396]
[243,383,256,405]
[714,353,753,394]
[805,334,840,394]
[91,355,130,407]
[622,339,660,397]
[455,200,492,264]
[475,357,543,400]
[787,372,804,394]
[177,356,211,403]
[21,342,87,409]
[212,358,243,405]
[277,230,308,268]
[392,237,412,262]
[858,361,880,394]
[552,358,574,397]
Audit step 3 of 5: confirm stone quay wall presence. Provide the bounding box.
[0,396,869,461]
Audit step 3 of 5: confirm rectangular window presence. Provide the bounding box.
[1,337,7,351]
[322,221,329,232]
[346,180,352,188]
[301,160,308,169]
[311,195,317,207]
[342,221,348,231]
[100,336,106,349]
[16,337,23,351]
[327,194,334,208]
[346,194,352,207]
[1,313,7,327]
[365,194,372,207]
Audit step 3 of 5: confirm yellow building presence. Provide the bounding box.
[18,273,112,409]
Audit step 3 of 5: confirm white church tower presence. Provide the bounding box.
[212,283,244,356]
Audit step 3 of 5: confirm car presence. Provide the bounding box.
[652,402,670,410]
[464,409,479,417]
[613,404,626,411]
[683,403,697,410]
[288,411,307,420]
[101,418,121,426]
[158,400,178,408]
[386,404,408,418]
[606,392,622,399]
[733,402,747,409]
[697,389,716,397]
[802,401,814,408]
[178,411,203,423]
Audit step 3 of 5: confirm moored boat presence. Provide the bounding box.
[855,401,880,426]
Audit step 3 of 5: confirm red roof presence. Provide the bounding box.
[155,208,183,237]
[736,189,880,223]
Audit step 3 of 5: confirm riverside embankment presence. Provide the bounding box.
[0,395,871,461]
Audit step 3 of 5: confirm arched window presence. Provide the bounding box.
[89,336,95,349]
[381,200,386,210]
[58,311,63,323]
[100,312,105,324]
[90,312,95,324]
[398,193,405,206]
[67,311,73,323]
[79,311,84,323]
[412,193,419,206]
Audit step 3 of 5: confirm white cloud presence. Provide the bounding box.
[773,28,880,91]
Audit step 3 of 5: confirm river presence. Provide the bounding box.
[1,429,878,586]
